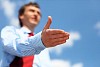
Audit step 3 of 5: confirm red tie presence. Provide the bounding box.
[10,33,34,67]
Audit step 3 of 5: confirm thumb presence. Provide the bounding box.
[43,16,52,30]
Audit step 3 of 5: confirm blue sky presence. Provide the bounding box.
[0,0,100,67]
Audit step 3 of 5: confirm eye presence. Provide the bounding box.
[37,11,40,15]
[37,11,41,16]
[29,9,35,12]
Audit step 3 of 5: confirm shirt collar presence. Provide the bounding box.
[20,27,33,34]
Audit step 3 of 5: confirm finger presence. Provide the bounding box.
[65,32,70,36]
[47,29,65,35]
[51,36,68,43]
[52,40,66,46]
[49,33,69,39]
[43,16,52,30]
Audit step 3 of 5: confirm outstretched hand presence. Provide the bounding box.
[41,16,69,47]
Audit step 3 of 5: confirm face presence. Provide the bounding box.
[20,5,41,27]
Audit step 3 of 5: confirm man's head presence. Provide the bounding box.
[19,2,41,27]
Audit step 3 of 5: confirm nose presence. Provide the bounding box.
[33,12,38,19]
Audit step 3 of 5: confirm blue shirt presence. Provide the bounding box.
[0,26,46,67]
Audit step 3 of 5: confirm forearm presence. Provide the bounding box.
[15,32,45,56]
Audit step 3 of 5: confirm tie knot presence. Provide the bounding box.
[28,33,34,37]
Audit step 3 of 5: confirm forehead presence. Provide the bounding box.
[25,5,41,12]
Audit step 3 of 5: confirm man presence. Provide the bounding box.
[0,2,69,67]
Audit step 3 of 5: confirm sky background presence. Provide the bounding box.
[0,0,100,67]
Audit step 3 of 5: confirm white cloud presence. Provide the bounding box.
[95,22,100,29]
[51,60,71,67]
[1,0,15,18]
[72,63,83,67]
[49,31,81,55]
[1,0,19,27]
[51,59,83,67]
[95,22,100,35]
[10,17,19,27]
[65,31,80,47]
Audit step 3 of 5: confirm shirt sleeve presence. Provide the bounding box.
[1,26,46,57]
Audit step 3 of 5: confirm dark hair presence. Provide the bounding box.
[18,2,40,27]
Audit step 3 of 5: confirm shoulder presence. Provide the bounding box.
[1,26,18,36]
[1,26,17,30]
[1,26,17,32]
